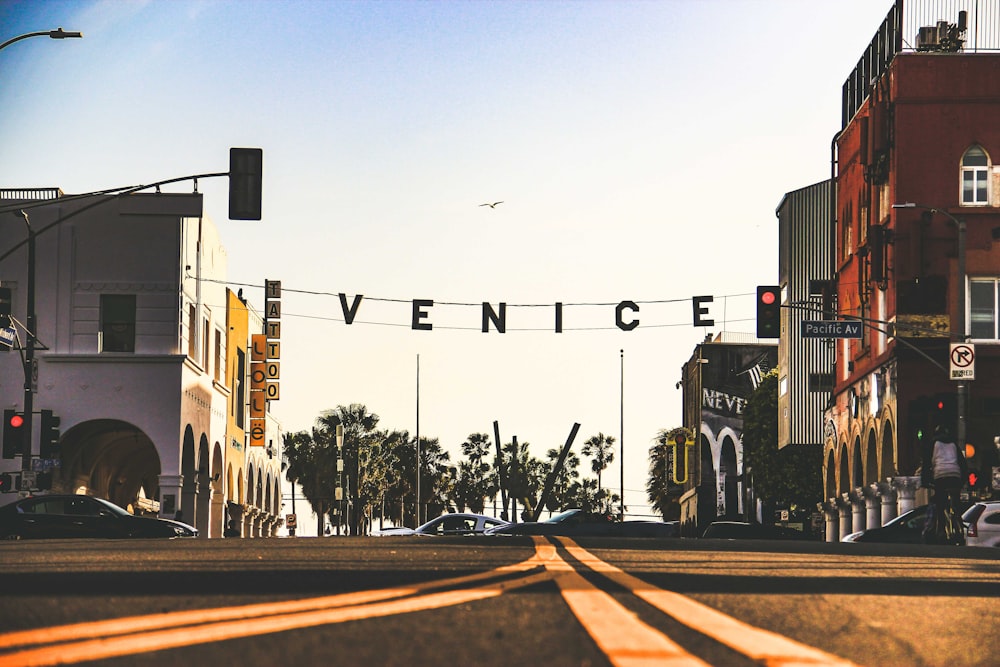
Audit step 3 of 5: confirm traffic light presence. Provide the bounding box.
[0,472,20,493]
[0,286,11,328]
[964,443,980,488]
[756,286,781,338]
[228,147,263,220]
[40,410,60,458]
[3,410,26,459]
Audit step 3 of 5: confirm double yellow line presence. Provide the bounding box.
[0,537,861,667]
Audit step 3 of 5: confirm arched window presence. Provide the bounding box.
[961,145,990,205]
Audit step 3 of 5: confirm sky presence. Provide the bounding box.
[0,0,897,523]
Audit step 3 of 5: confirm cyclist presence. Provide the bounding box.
[923,425,967,544]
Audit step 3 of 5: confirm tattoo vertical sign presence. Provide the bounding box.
[250,280,281,446]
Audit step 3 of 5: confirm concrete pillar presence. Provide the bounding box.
[157,474,183,521]
[850,487,866,533]
[893,476,921,515]
[865,484,881,529]
[838,494,852,541]
[878,481,897,526]
[822,500,839,543]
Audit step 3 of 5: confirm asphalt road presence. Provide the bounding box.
[0,536,997,667]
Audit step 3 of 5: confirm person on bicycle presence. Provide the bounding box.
[925,424,967,543]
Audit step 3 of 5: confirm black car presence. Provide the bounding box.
[841,505,936,544]
[485,508,678,538]
[0,494,198,540]
[700,520,812,540]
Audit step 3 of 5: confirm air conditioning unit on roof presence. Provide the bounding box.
[916,26,939,50]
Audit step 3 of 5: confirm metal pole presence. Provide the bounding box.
[956,214,967,452]
[620,349,624,521]
[19,211,35,476]
[415,354,420,526]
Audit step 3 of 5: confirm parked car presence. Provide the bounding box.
[962,501,1000,547]
[485,508,679,538]
[372,513,508,536]
[0,494,198,540]
[842,505,929,544]
[700,520,812,541]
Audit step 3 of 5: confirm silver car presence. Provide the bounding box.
[373,513,509,536]
[963,501,1000,547]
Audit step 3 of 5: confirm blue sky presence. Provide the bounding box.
[1,0,896,520]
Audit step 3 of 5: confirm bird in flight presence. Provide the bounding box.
[479,201,504,209]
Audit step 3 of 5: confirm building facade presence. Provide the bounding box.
[0,189,282,537]
[776,181,835,449]
[823,2,1000,539]
[677,333,778,535]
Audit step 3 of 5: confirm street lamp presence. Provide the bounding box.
[892,202,968,451]
[0,28,83,52]
[1,27,82,487]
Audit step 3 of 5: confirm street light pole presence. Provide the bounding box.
[17,212,35,477]
[892,202,967,449]
[2,27,82,484]
[0,28,83,52]
[619,349,624,521]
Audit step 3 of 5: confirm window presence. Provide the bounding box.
[970,278,999,340]
[961,145,990,206]
[188,305,197,358]
[100,295,136,352]
[214,329,223,382]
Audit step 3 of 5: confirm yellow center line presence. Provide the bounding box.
[0,570,553,667]
[531,536,711,667]
[555,537,864,667]
[0,553,548,656]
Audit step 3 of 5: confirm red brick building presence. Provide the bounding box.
[824,3,1000,538]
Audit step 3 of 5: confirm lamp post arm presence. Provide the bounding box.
[1,28,83,52]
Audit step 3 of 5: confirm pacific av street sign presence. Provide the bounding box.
[800,320,863,339]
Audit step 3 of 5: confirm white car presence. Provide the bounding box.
[962,501,1000,547]
[373,513,509,536]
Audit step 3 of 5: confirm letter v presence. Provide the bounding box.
[339,294,364,324]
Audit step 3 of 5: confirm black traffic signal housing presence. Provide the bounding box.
[0,286,12,328]
[756,286,781,338]
[40,410,60,458]
[3,410,26,459]
[228,147,263,220]
[963,442,981,489]
[0,471,21,493]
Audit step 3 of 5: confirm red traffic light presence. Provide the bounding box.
[674,434,686,446]
[760,290,776,305]
[8,414,23,429]
[968,472,978,487]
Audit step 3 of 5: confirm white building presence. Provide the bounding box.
[0,188,281,537]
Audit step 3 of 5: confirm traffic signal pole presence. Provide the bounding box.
[19,210,35,477]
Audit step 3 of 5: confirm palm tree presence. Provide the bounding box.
[582,432,615,500]
[458,433,497,513]
[543,447,581,513]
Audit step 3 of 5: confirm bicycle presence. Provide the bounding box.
[923,488,966,546]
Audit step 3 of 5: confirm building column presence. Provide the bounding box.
[892,476,921,515]
[821,500,839,543]
[865,484,881,528]
[157,474,183,521]
[226,501,244,538]
[209,490,225,539]
[850,487,866,533]
[837,494,852,541]
[878,481,897,526]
